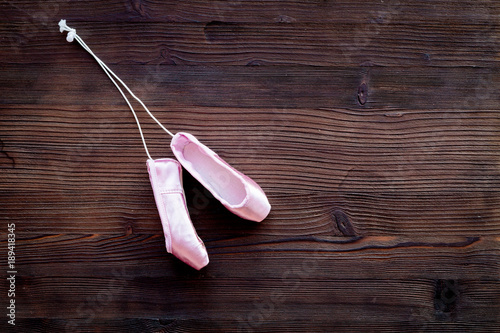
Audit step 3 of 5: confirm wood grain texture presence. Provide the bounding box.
[2,22,500,67]
[1,0,499,25]
[3,65,500,110]
[3,234,499,278]
[1,0,499,332]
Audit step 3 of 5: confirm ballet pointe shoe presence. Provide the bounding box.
[170,132,271,222]
[147,158,209,270]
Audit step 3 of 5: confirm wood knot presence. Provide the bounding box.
[357,82,368,105]
[274,15,297,23]
[434,279,459,320]
[128,0,148,17]
[160,48,169,59]
[333,209,356,236]
[125,222,134,236]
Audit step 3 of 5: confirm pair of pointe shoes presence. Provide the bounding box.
[147,132,271,270]
[56,21,270,270]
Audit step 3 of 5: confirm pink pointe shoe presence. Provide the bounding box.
[170,132,271,222]
[147,158,209,270]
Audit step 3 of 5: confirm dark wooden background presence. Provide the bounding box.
[1,1,499,332]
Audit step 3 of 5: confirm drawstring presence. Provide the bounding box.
[58,19,175,160]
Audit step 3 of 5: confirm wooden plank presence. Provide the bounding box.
[1,0,498,24]
[2,104,499,194]
[3,234,498,279]
[5,275,498,326]
[1,190,499,235]
[2,64,500,110]
[1,21,499,67]
[12,318,500,333]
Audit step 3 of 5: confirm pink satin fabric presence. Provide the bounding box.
[170,132,271,222]
[147,158,209,270]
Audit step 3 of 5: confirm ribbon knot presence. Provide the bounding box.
[58,19,76,42]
